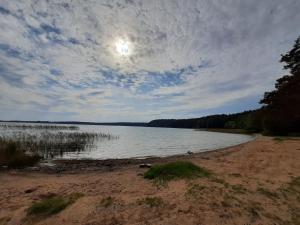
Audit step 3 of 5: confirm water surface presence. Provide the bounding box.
[0,123,254,159]
[64,125,253,159]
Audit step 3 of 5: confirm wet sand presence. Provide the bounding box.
[0,136,300,225]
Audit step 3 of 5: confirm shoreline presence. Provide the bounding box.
[20,134,258,174]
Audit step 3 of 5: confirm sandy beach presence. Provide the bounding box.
[0,136,300,225]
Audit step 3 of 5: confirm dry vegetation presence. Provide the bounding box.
[0,124,118,167]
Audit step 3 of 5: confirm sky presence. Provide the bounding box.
[0,0,299,122]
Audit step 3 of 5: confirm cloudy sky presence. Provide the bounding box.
[0,0,299,122]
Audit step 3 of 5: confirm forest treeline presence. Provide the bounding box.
[148,36,300,135]
[147,110,262,132]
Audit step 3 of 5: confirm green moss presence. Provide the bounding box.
[144,161,211,183]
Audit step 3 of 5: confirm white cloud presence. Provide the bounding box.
[0,0,299,121]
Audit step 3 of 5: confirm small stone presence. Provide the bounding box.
[139,164,152,168]
[24,187,37,194]
[187,151,193,155]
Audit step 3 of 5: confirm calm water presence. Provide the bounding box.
[63,125,253,159]
[0,124,254,160]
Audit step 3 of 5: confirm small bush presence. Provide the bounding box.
[27,193,83,216]
[144,161,210,182]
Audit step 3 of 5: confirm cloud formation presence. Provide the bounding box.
[0,0,299,122]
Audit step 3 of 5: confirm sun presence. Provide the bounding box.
[115,39,131,56]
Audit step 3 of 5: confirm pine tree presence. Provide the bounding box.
[260,36,300,134]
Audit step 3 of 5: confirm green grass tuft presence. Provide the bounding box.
[144,161,210,182]
[27,193,83,216]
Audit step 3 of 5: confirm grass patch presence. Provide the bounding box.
[257,187,279,200]
[98,196,114,208]
[137,197,164,208]
[144,161,210,183]
[27,193,83,217]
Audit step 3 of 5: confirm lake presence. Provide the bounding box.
[0,123,254,160]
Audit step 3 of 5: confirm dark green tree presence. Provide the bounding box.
[260,36,300,134]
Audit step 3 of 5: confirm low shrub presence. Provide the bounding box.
[144,161,211,182]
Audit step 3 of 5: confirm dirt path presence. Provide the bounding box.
[0,136,299,225]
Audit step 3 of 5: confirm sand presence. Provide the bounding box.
[0,136,300,225]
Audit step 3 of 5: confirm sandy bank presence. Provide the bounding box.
[0,136,300,225]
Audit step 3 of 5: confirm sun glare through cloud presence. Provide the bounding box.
[115,39,131,56]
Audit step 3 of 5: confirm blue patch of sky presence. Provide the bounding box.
[50,68,62,76]
[0,43,34,61]
[136,66,198,94]
[0,63,24,87]
[26,22,80,47]
[189,95,261,118]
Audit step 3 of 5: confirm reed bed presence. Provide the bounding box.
[0,139,41,168]
[0,131,118,160]
[0,124,79,130]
